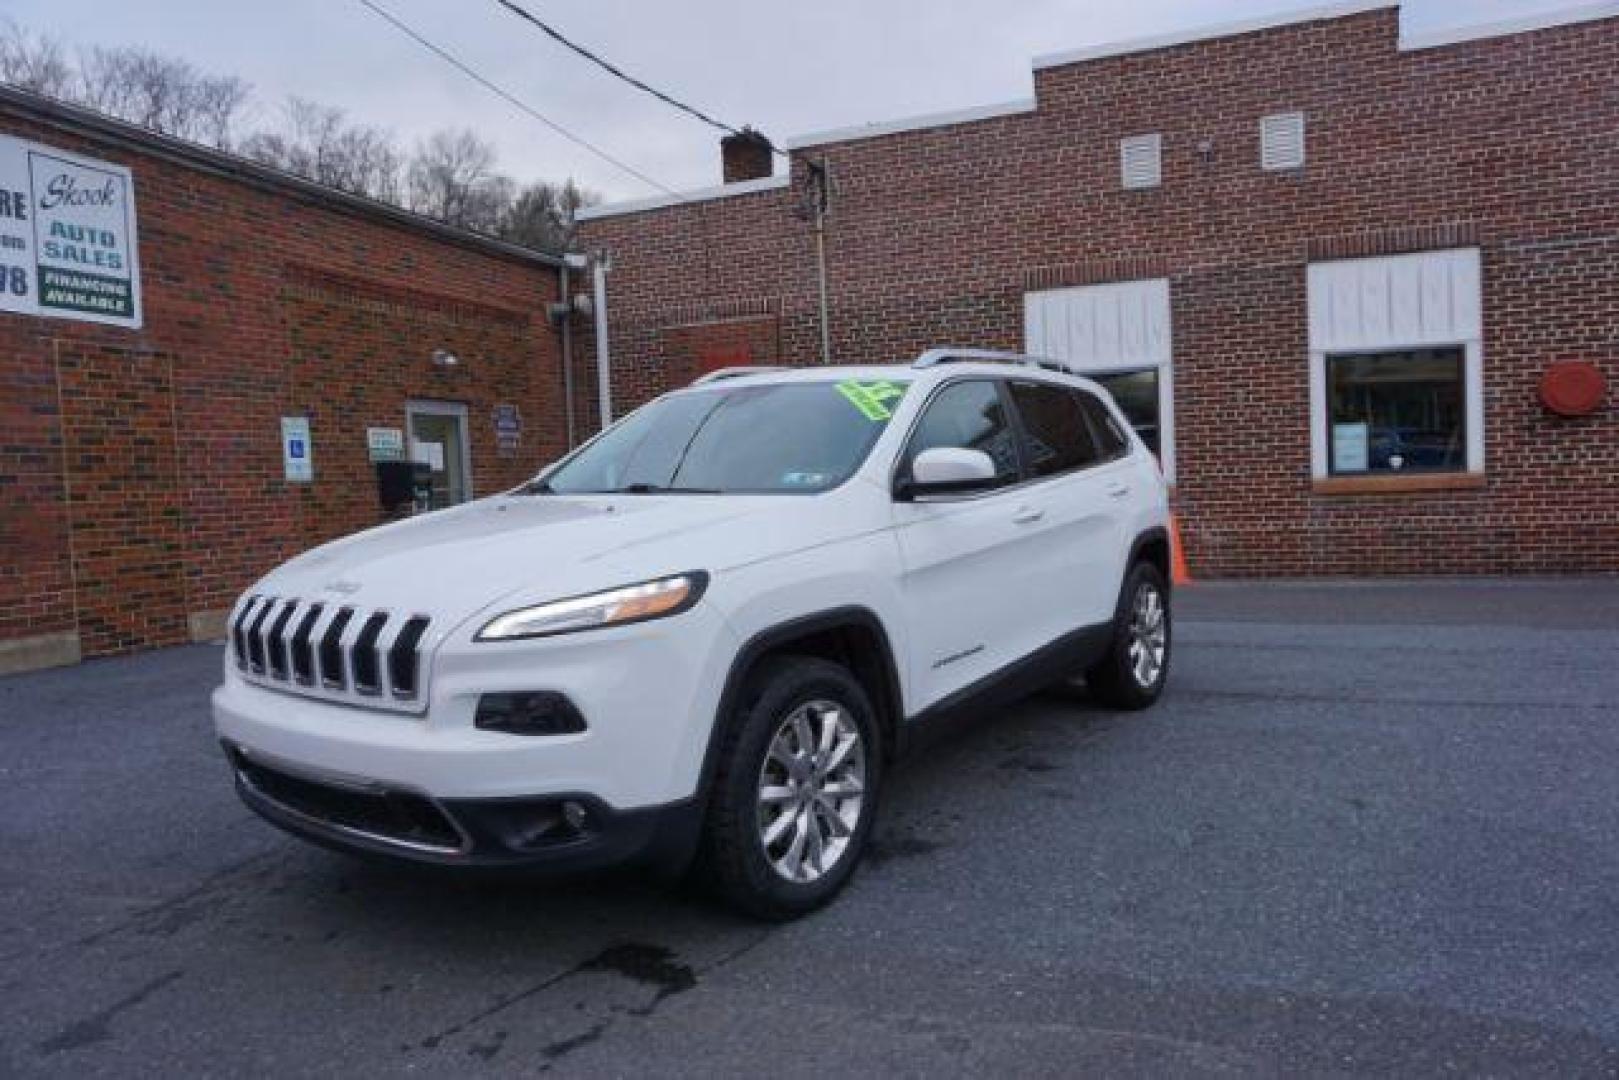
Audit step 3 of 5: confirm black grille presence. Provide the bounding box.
[290,604,322,685]
[235,754,462,853]
[266,602,297,679]
[245,601,273,672]
[231,597,430,706]
[319,607,355,689]
[231,595,260,668]
[388,617,430,698]
[351,612,389,694]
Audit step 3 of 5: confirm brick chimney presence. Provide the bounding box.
[721,128,774,184]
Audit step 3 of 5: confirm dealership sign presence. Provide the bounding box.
[0,135,142,329]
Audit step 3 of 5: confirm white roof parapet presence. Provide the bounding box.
[784,98,1037,151]
[1398,1,1619,50]
[1032,1,1396,70]
[575,174,788,223]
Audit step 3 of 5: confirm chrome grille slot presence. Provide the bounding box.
[245,601,273,672]
[233,599,432,714]
[266,601,297,680]
[231,596,260,668]
[289,604,322,685]
[351,612,389,695]
[388,617,430,699]
[319,608,355,690]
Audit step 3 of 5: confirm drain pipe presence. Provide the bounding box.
[560,254,587,449]
[591,252,614,431]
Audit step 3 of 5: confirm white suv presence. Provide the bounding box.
[213,349,1172,918]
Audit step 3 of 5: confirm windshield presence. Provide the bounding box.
[541,378,909,495]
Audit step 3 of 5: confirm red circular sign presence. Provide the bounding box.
[1539,361,1606,417]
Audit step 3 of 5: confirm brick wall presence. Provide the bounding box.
[0,100,567,665]
[578,7,1619,576]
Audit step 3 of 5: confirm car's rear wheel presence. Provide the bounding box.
[699,655,880,920]
[1086,561,1171,710]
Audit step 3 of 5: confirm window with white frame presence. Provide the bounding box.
[1306,248,1484,480]
[1023,278,1175,480]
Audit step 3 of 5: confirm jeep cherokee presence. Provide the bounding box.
[214,348,1173,918]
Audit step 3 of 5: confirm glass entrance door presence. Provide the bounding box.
[407,402,471,509]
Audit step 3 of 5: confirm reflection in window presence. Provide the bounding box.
[1091,370,1160,457]
[903,380,1020,483]
[1327,347,1465,474]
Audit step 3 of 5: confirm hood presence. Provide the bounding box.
[252,489,871,634]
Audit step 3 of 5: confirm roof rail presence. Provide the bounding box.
[691,365,790,385]
[912,347,1070,373]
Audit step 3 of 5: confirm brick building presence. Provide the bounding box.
[576,2,1619,578]
[1,88,582,673]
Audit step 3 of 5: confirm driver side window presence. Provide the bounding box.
[900,380,1021,486]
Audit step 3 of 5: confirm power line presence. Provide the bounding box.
[355,0,684,197]
[488,0,787,157]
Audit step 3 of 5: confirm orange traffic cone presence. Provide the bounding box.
[1169,513,1193,586]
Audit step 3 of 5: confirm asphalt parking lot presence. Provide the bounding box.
[3,579,1618,1077]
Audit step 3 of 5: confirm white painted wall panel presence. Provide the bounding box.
[1308,248,1482,351]
[1024,278,1171,369]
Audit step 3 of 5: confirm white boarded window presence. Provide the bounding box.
[1120,134,1161,189]
[1260,111,1305,170]
[1024,278,1176,481]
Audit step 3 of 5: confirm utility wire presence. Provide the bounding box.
[488,0,789,158]
[355,0,685,197]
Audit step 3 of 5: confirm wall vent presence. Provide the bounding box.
[1260,111,1305,170]
[1120,134,1162,189]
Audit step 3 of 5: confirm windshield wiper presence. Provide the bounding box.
[610,482,721,495]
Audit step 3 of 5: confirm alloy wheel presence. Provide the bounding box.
[756,700,866,883]
[1127,583,1168,689]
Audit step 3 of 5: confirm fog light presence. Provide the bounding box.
[562,800,589,831]
[475,691,587,735]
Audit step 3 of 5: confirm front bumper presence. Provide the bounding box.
[226,742,700,871]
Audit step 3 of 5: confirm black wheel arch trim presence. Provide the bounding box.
[691,605,904,812]
[1128,525,1172,582]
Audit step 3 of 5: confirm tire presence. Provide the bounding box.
[1085,561,1172,710]
[698,654,881,920]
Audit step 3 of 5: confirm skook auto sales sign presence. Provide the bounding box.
[0,135,142,328]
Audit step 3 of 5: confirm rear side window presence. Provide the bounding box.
[1007,381,1100,478]
[1078,391,1131,460]
[900,380,1021,485]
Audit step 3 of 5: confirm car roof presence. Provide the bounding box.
[676,361,1101,392]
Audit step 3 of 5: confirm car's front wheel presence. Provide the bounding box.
[699,655,880,920]
[1085,561,1172,709]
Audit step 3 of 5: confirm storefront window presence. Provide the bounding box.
[1326,347,1465,474]
[1091,369,1161,457]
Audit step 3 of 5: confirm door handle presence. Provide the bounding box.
[1106,482,1131,499]
[1012,505,1045,525]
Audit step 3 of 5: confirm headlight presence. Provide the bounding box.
[475,572,708,642]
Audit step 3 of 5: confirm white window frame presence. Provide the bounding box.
[1023,278,1176,482]
[1306,248,1484,481]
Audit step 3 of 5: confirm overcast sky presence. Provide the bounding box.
[7,0,1583,201]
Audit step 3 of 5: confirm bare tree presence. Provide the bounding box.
[0,18,73,98]
[406,128,515,234]
[74,45,249,147]
[240,98,402,202]
[499,179,598,252]
[3,19,593,247]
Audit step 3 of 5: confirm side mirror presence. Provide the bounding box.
[897,447,1000,500]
